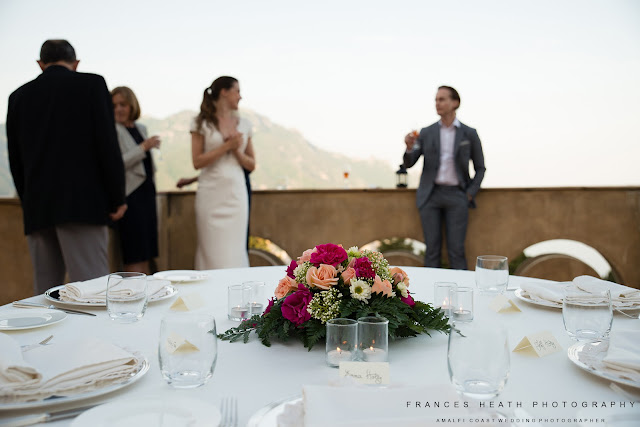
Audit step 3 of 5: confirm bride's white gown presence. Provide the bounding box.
[191,117,251,270]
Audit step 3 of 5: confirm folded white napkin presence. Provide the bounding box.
[0,333,41,388]
[573,276,640,307]
[602,329,640,382]
[59,275,171,304]
[520,276,640,309]
[302,384,465,427]
[519,280,567,304]
[0,334,143,403]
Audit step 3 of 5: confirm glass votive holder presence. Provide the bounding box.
[357,316,389,362]
[434,282,457,317]
[227,284,251,321]
[326,318,357,368]
[451,286,474,322]
[243,281,266,316]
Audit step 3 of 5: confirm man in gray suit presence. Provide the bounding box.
[403,86,485,269]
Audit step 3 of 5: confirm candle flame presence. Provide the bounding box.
[336,347,342,353]
[369,346,374,351]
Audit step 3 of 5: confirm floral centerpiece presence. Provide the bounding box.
[219,243,449,349]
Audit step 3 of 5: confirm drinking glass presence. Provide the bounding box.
[475,255,509,293]
[106,272,147,323]
[158,313,218,388]
[448,321,510,400]
[563,286,612,341]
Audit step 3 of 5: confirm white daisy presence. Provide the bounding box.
[350,279,372,302]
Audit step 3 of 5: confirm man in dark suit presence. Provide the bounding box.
[7,39,127,294]
[403,86,485,269]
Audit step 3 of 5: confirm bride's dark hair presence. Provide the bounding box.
[196,76,238,131]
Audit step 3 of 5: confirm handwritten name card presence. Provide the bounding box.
[170,293,204,311]
[165,332,200,354]
[339,362,389,385]
[489,294,521,313]
[513,330,561,357]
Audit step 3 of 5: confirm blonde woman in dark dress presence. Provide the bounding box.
[111,86,160,274]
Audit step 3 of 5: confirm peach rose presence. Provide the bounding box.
[275,276,298,299]
[341,267,356,285]
[298,248,317,263]
[306,264,338,290]
[372,275,394,297]
[390,267,409,287]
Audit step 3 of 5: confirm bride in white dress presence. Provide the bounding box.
[190,76,256,269]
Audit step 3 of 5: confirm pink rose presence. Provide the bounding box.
[281,284,313,326]
[372,275,394,297]
[275,276,298,299]
[309,244,348,267]
[390,267,409,286]
[306,264,339,290]
[298,248,316,263]
[341,267,356,285]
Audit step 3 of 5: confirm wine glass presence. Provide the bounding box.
[448,320,510,405]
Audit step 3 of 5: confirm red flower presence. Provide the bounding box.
[264,298,275,315]
[286,260,298,279]
[309,244,348,267]
[400,292,415,307]
[351,257,375,279]
[281,284,313,326]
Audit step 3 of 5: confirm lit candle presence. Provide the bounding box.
[229,306,249,320]
[362,346,387,362]
[326,347,353,367]
[452,307,473,321]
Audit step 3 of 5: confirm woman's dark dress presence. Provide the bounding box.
[118,126,158,264]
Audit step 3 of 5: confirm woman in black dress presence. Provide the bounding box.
[111,86,159,274]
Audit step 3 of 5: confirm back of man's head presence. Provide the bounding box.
[40,40,76,64]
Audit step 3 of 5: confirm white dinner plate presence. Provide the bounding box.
[0,358,149,410]
[513,289,562,309]
[514,289,640,311]
[153,270,210,283]
[567,341,640,389]
[44,281,178,307]
[247,395,301,427]
[71,396,221,427]
[0,310,66,330]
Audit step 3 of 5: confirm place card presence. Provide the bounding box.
[165,332,200,354]
[170,293,204,311]
[338,361,389,385]
[488,294,521,313]
[513,330,561,357]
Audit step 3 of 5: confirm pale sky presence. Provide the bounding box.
[1,0,639,187]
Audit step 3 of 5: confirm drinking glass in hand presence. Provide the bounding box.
[563,286,612,341]
[158,313,218,388]
[448,321,510,401]
[475,255,509,293]
[106,272,147,323]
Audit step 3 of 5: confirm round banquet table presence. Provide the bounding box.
[1,266,639,426]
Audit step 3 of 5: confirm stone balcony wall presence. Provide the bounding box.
[1,187,638,305]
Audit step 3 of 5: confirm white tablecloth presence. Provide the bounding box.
[1,266,638,426]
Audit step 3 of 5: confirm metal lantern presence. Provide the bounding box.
[396,165,408,188]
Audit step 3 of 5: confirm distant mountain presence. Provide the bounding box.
[0,109,398,196]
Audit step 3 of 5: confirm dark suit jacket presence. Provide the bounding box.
[7,65,125,235]
[403,120,486,210]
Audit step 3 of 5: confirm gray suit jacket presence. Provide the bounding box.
[115,122,155,196]
[403,121,486,210]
